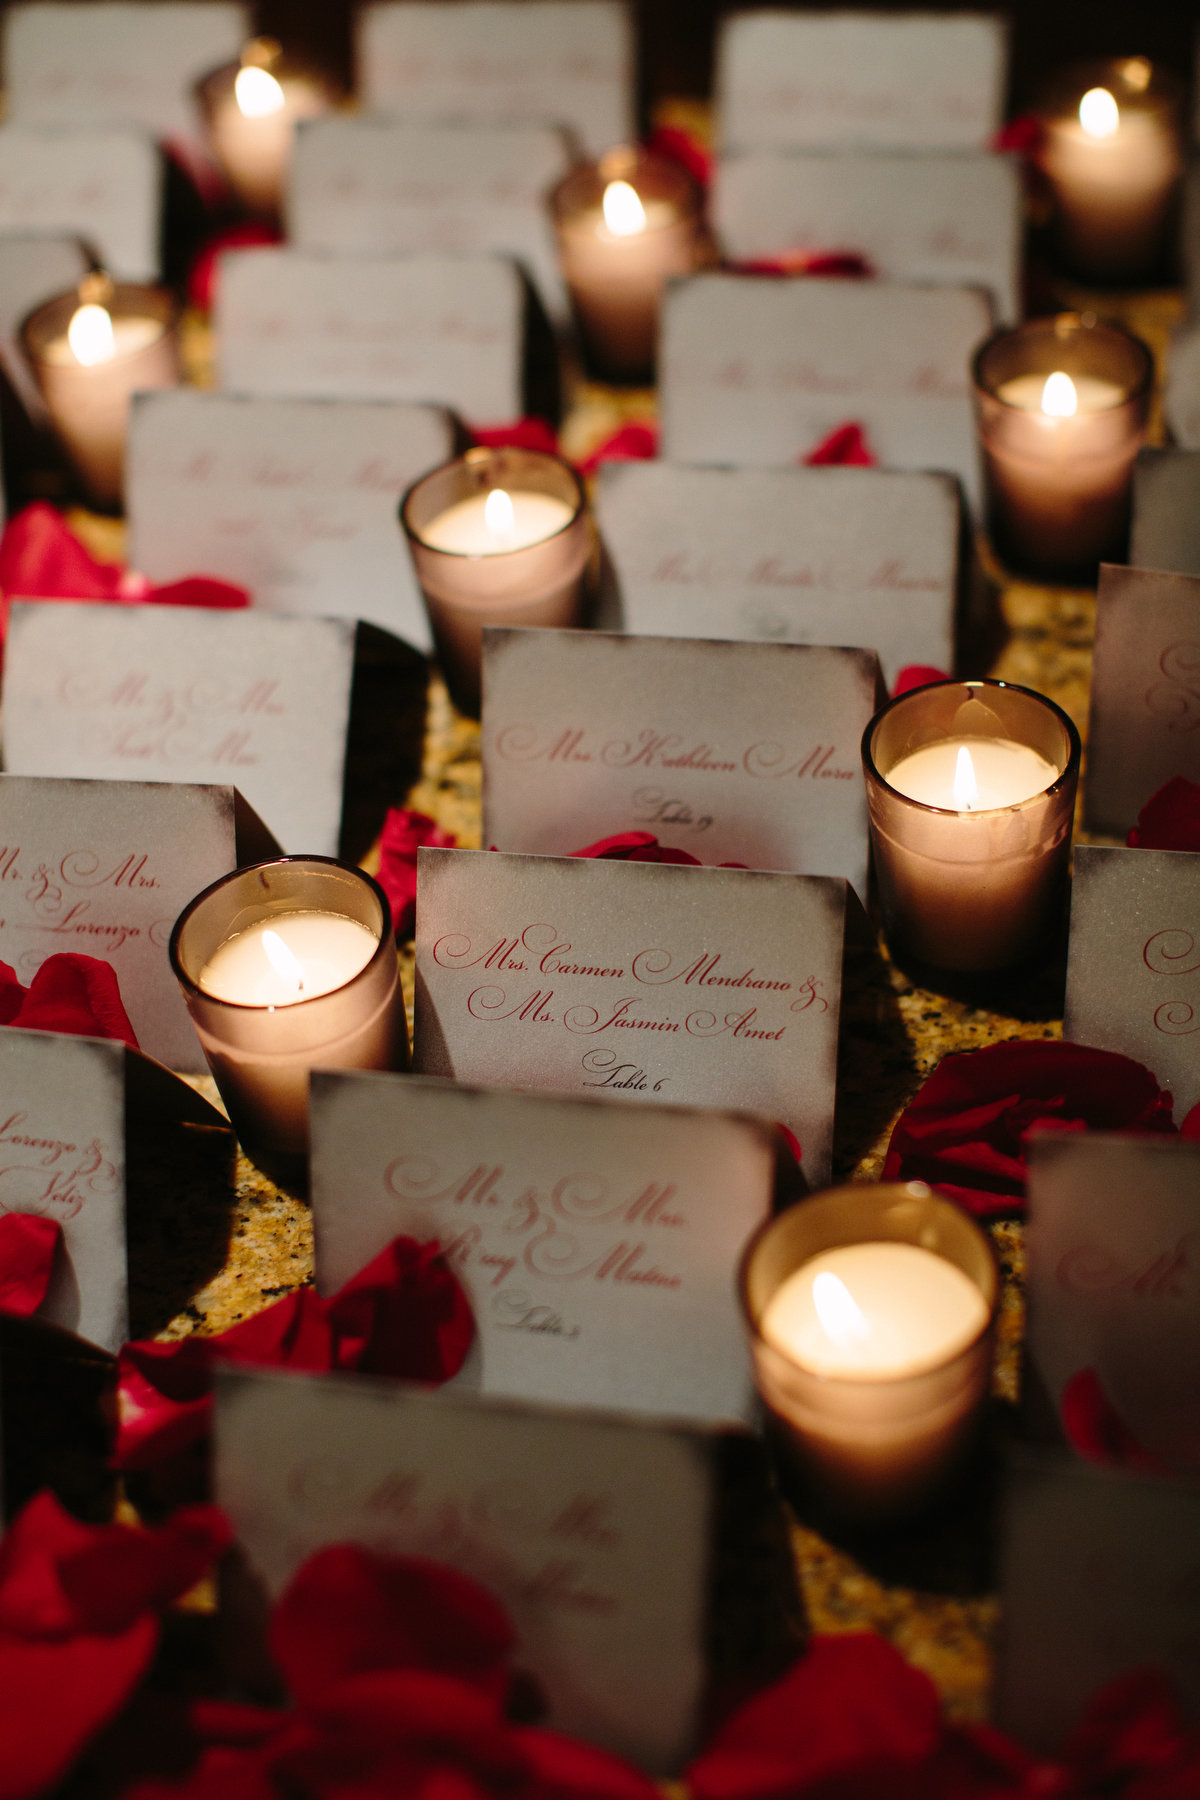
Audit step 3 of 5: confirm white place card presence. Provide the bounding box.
[1130,449,1200,576]
[1064,846,1200,1123]
[1085,565,1200,835]
[996,1451,1200,1751]
[0,233,89,419]
[1026,1130,1200,1474]
[714,150,1021,321]
[216,1365,715,1771]
[0,126,160,281]
[3,2,248,149]
[356,1,634,157]
[659,275,991,509]
[414,848,845,1183]
[0,774,265,1071]
[216,248,524,421]
[716,10,1007,153]
[289,117,571,321]
[1,605,354,860]
[481,629,876,901]
[596,461,959,687]
[0,1027,229,1352]
[310,1071,776,1423]
[1164,322,1200,448]
[126,390,455,651]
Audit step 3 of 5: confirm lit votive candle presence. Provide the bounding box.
[198,36,334,220]
[170,858,408,1181]
[19,273,180,510]
[862,679,1080,975]
[740,1183,998,1518]
[972,315,1152,579]
[552,147,709,382]
[1037,58,1183,284]
[400,445,590,715]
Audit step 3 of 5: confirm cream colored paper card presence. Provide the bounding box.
[1130,449,1200,575]
[310,1071,774,1423]
[356,1,633,156]
[414,848,845,1183]
[1164,322,1200,446]
[0,233,89,419]
[595,461,958,687]
[0,126,160,279]
[1,605,354,859]
[716,10,1007,153]
[216,248,523,420]
[714,150,1020,320]
[659,275,991,509]
[127,391,455,650]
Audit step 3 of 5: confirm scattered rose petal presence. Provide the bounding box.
[0,1216,61,1319]
[803,422,876,467]
[576,422,658,477]
[892,665,952,698]
[1059,1368,1176,1477]
[376,808,458,940]
[0,954,140,1048]
[470,418,561,456]
[1126,778,1200,853]
[643,124,712,192]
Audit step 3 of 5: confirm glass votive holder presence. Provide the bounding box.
[198,36,335,220]
[739,1181,999,1521]
[551,146,708,382]
[400,445,590,716]
[19,273,180,510]
[862,679,1081,975]
[1036,57,1184,285]
[169,858,408,1179]
[972,315,1152,580]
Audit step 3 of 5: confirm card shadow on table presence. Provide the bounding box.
[338,624,431,867]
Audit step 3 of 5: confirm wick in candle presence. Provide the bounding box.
[262,926,306,996]
[812,1272,871,1349]
[952,745,979,811]
[602,178,647,237]
[483,487,516,539]
[1079,87,1119,138]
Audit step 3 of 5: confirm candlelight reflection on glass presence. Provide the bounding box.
[198,36,333,218]
[972,315,1152,579]
[740,1183,998,1518]
[862,679,1080,975]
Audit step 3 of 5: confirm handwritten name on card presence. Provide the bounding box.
[4,2,248,147]
[216,248,523,420]
[716,10,1007,153]
[659,275,990,509]
[310,1072,774,1422]
[714,150,1020,321]
[1129,449,1200,576]
[356,1,633,157]
[996,1451,1200,1750]
[0,127,160,280]
[414,848,845,1183]
[290,117,571,321]
[215,1366,713,1770]
[127,391,455,651]
[1085,565,1200,835]
[596,461,958,687]
[1064,846,1200,1121]
[0,775,242,1071]
[0,234,89,419]
[1,605,354,858]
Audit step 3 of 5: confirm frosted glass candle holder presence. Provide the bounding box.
[198,36,335,219]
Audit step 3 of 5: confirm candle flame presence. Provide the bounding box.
[484,488,515,535]
[1079,87,1119,138]
[602,178,646,236]
[262,927,305,995]
[235,62,286,116]
[953,744,979,811]
[812,1272,871,1349]
[67,301,116,366]
[1041,371,1078,418]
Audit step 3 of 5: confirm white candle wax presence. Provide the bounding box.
[1042,96,1181,280]
[420,490,574,555]
[42,314,164,366]
[995,372,1125,414]
[198,912,378,1006]
[885,737,1059,810]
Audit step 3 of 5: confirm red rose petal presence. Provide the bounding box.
[10,953,139,1048]
[1059,1368,1176,1478]
[1127,778,1200,853]
[892,665,953,698]
[327,1236,475,1382]
[0,1216,61,1319]
[377,808,458,940]
[802,422,876,467]
[470,418,561,456]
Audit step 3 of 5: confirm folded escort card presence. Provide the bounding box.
[715,10,1007,153]
[1065,846,1200,1121]
[414,848,845,1183]
[1025,1129,1200,1474]
[0,774,272,1071]
[356,0,634,156]
[995,1450,1200,1750]
[481,628,876,900]
[595,461,958,687]
[0,127,160,281]
[310,1071,778,1423]
[126,391,455,651]
[1164,320,1200,448]
[216,248,524,421]
[1129,448,1200,575]
[2,605,352,861]
[0,1026,231,1351]
[658,275,991,510]
[289,117,571,322]
[714,150,1021,321]
[3,2,248,150]
[0,234,89,421]
[1085,565,1200,835]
